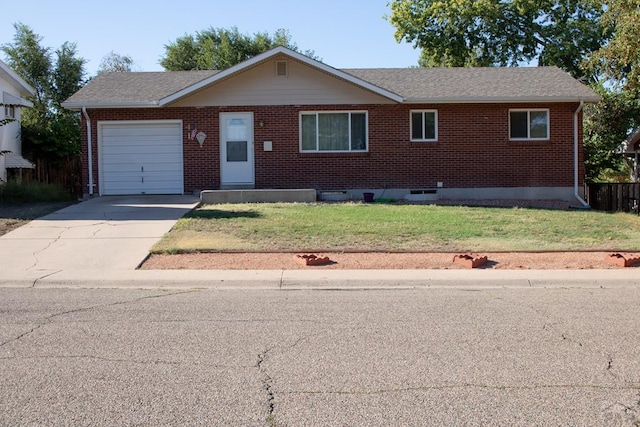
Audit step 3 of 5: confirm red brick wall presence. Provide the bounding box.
[81,103,584,194]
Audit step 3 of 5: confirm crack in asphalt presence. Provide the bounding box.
[254,333,323,427]
[256,348,276,426]
[0,289,201,349]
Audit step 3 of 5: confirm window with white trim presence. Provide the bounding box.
[411,110,437,141]
[300,111,367,152]
[509,109,549,140]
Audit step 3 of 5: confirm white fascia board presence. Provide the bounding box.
[61,101,160,110]
[404,95,601,104]
[0,60,36,97]
[158,46,404,106]
[3,91,33,107]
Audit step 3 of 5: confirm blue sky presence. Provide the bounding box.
[1,0,421,76]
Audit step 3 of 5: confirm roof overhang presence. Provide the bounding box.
[0,60,35,98]
[3,153,35,169]
[404,95,601,104]
[158,46,405,106]
[61,101,160,110]
[3,91,34,108]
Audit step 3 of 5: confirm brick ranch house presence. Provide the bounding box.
[62,46,599,203]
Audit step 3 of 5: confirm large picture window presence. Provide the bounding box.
[300,111,367,152]
[411,110,437,141]
[509,109,549,140]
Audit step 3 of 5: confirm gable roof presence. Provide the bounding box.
[62,46,599,109]
[624,129,640,154]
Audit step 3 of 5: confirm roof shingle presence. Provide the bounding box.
[65,70,218,106]
[343,66,598,102]
[62,52,598,108]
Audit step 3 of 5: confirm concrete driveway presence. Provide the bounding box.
[0,195,198,276]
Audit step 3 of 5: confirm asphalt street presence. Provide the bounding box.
[1,285,639,426]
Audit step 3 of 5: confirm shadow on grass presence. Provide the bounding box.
[185,209,263,220]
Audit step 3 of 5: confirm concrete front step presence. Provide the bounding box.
[200,189,317,204]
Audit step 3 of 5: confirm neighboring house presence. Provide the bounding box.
[62,47,599,202]
[0,59,35,182]
[624,129,640,182]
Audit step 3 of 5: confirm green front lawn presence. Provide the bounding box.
[151,203,640,253]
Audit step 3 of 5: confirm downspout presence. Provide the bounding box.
[81,107,94,195]
[573,100,588,207]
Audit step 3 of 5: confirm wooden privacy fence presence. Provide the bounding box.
[586,182,640,213]
[21,156,83,198]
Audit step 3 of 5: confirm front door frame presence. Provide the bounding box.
[219,112,255,189]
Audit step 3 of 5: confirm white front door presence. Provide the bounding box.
[220,113,254,189]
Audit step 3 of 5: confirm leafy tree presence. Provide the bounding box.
[1,23,86,160]
[586,0,640,93]
[97,51,136,74]
[161,27,319,71]
[583,85,638,181]
[582,1,640,181]
[388,0,607,80]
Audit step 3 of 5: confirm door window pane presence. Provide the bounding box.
[227,118,247,140]
[227,141,248,162]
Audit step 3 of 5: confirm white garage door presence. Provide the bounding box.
[100,121,183,195]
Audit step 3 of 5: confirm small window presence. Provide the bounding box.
[300,111,368,152]
[411,110,437,141]
[4,105,15,119]
[509,109,549,140]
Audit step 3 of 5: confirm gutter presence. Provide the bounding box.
[573,100,588,207]
[81,107,94,196]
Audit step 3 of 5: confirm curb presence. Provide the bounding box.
[1,269,638,290]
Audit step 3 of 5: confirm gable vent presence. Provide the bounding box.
[276,60,288,77]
